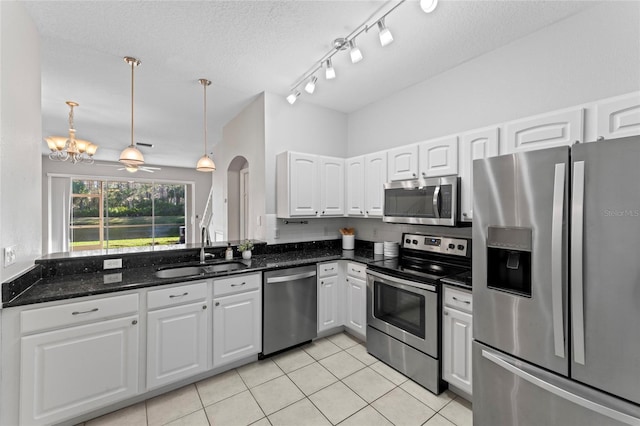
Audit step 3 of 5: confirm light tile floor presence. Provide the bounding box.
[82,332,472,426]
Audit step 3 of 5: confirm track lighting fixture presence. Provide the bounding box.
[325,59,336,80]
[304,76,318,94]
[377,18,394,46]
[286,90,300,105]
[285,0,436,104]
[349,39,363,64]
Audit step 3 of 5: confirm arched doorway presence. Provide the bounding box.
[227,156,249,241]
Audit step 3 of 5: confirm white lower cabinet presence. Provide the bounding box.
[147,302,209,390]
[345,263,367,338]
[318,262,340,332]
[212,273,262,367]
[442,286,473,396]
[19,295,139,426]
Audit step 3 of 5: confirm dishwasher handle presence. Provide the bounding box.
[266,270,317,284]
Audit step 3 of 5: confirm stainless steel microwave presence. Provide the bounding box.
[383,176,459,226]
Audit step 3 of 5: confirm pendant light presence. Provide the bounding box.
[196,78,216,172]
[119,56,144,166]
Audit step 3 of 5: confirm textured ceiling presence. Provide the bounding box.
[23,0,597,168]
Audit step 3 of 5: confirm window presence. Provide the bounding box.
[70,179,186,251]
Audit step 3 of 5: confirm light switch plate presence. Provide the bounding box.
[4,246,16,267]
[103,258,123,269]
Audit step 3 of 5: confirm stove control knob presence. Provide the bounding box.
[457,244,465,250]
[412,240,418,245]
[405,238,411,244]
[448,243,455,249]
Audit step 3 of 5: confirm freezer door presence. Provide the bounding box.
[473,146,570,375]
[473,342,640,426]
[571,136,640,405]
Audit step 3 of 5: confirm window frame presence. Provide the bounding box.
[47,173,197,253]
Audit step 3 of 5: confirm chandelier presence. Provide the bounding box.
[45,101,98,164]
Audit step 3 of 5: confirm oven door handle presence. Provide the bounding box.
[366,270,436,292]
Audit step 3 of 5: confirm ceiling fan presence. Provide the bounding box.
[96,162,161,173]
[119,164,161,173]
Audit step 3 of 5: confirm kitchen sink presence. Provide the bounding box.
[203,261,249,274]
[155,261,248,279]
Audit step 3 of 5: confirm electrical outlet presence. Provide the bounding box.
[373,228,379,238]
[103,273,123,284]
[4,246,16,267]
[103,258,123,269]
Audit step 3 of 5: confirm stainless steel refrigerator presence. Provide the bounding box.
[472,136,640,425]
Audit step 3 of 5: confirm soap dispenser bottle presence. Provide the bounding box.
[225,243,233,260]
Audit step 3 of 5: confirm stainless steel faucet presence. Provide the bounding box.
[200,226,213,264]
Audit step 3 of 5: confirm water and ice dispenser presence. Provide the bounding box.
[486,226,532,297]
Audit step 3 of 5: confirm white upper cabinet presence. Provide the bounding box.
[418,136,459,178]
[387,144,419,181]
[503,107,584,154]
[596,92,640,140]
[364,151,387,217]
[277,152,319,217]
[459,127,500,222]
[346,156,365,216]
[277,152,345,217]
[319,156,345,216]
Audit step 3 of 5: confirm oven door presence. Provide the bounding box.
[366,270,439,357]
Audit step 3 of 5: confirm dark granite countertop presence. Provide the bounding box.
[2,245,376,308]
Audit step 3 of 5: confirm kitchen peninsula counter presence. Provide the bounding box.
[2,240,376,308]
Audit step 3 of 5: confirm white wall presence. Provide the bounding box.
[263,92,348,214]
[214,94,266,241]
[343,1,639,243]
[0,2,42,286]
[41,158,213,254]
[347,2,640,157]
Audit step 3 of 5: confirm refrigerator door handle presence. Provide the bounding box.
[482,348,640,426]
[551,163,566,359]
[571,160,586,365]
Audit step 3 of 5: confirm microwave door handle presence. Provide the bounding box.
[433,185,440,218]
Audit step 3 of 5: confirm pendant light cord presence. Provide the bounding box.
[203,81,207,156]
[131,60,135,148]
[68,104,75,131]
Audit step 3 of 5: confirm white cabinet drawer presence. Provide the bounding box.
[21,293,139,334]
[147,281,208,310]
[346,262,366,280]
[318,262,339,278]
[213,273,261,297]
[443,286,472,313]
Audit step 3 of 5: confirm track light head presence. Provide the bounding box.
[304,76,318,94]
[349,39,363,64]
[286,90,300,105]
[377,19,394,47]
[420,0,438,13]
[325,59,336,80]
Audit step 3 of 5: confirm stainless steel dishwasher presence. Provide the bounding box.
[261,265,317,357]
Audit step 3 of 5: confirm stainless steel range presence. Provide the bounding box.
[366,233,471,394]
